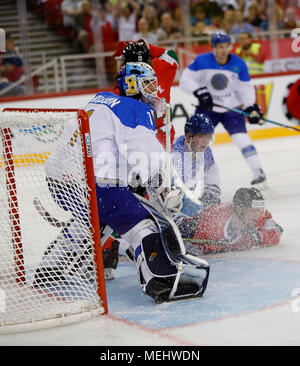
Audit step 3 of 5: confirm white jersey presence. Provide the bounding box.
[172,136,221,217]
[179,52,255,113]
[46,92,166,186]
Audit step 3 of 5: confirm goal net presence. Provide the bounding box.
[0,108,107,334]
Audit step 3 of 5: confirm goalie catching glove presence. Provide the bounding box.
[244,104,265,125]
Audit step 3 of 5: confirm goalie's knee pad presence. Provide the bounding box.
[34,219,94,286]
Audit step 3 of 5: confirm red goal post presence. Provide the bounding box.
[0,108,107,334]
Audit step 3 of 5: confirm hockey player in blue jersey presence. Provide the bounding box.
[179,32,266,186]
[172,112,221,218]
[34,62,209,304]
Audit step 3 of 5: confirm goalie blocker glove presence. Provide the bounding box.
[244,104,265,125]
[193,87,213,111]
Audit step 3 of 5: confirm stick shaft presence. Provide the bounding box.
[214,103,300,132]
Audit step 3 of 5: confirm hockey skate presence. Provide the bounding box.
[102,239,120,281]
[251,168,267,190]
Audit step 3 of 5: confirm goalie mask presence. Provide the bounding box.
[116,62,158,108]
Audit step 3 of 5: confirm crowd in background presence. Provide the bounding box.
[28,0,300,52]
[1,0,300,96]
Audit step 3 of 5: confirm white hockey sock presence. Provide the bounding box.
[230,133,262,173]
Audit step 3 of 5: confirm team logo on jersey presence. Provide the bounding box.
[148,252,158,262]
[210,73,228,90]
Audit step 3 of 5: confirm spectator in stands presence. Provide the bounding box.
[0,34,25,97]
[61,0,83,31]
[259,4,284,32]
[198,0,223,25]
[231,9,255,36]
[142,5,160,33]
[191,21,210,46]
[76,0,92,51]
[89,4,116,77]
[115,0,140,41]
[103,1,117,30]
[190,5,211,26]
[77,2,115,53]
[221,19,234,35]
[156,12,183,43]
[210,12,224,30]
[235,32,265,75]
[156,0,174,19]
[173,5,184,33]
[223,8,236,24]
[202,12,224,34]
[132,17,158,44]
[246,2,265,28]
[284,7,298,30]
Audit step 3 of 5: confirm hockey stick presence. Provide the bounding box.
[163,101,204,212]
[183,237,229,245]
[33,196,67,228]
[164,102,172,188]
[213,103,300,132]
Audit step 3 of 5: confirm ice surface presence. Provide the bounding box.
[0,135,300,346]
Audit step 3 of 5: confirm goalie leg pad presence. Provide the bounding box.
[136,233,178,303]
[136,231,210,303]
[33,219,94,286]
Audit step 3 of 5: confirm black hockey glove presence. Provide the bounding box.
[244,225,262,246]
[200,184,221,207]
[193,87,213,111]
[244,104,265,125]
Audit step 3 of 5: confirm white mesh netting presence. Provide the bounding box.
[0,110,105,334]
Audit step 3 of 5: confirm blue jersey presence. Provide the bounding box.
[179,52,255,113]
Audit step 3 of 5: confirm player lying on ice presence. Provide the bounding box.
[176,186,283,255]
[170,113,282,254]
[33,62,210,304]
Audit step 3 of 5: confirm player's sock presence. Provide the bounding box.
[230,133,266,183]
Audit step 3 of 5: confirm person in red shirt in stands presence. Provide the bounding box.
[112,39,179,150]
[177,187,283,256]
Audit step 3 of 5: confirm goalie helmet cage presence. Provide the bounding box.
[0,108,108,334]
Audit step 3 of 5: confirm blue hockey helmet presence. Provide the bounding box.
[211,32,231,47]
[116,62,158,99]
[184,113,214,136]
